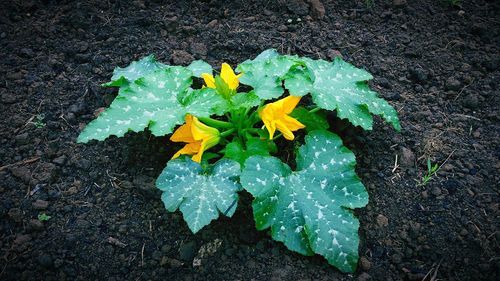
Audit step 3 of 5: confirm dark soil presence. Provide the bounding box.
[1,0,499,280]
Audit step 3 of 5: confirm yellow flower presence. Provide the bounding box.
[170,114,220,163]
[201,63,242,90]
[259,96,305,140]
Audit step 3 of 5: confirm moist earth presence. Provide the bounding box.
[0,0,499,280]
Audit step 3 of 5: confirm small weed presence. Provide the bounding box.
[31,113,46,128]
[38,213,51,221]
[417,158,440,186]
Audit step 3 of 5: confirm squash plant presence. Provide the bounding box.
[77,49,400,272]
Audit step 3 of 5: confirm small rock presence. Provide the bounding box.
[14,234,32,245]
[400,147,415,167]
[179,241,197,261]
[207,19,218,28]
[52,155,67,165]
[277,25,288,32]
[29,219,44,231]
[408,67,428,83]
[462,94,479,109]
[445,77,461,91]
[8,208,23,223]
[421,191,429,199]
[286,0,309,16]
[309,0,326,19]
[38,254,53,268]
[10,166,31,184]
[69,102,86,115]
[393,0,407,6]
[32,199,49,210]
[171,50,194,65]
[376,78,391,89]
[391,253,403,264]
[359,256,371,271]
[358,272,372,281]
[15,133,29,145]
[190,42,207,57]
[160,256,183,268]
[1,93,17,104]
[431,186,442,196]
[376,214,388,227]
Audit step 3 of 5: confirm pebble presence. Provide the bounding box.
[431,186,442,196]
[207,19,218,28]
[462,94,479,109]
[400,147,415,167]
[309,0,326,19]
[189,42,207,57]
[359,256,372,271]
[38,254,53,268]
[358,272,372,281]
[32,199,49,210]
[15,133,29,145]
[393,0,407,6]
[8,207,23,223]
[179,241,197,261]
[408,67,428,83]
[445,77,461,91]
[52,155,67,165]
[29,219,44,231]
[171,50,194,65]
[376,214,389,227]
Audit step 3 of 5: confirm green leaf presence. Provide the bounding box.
[77,67,226,143]
[230,91,261,109]
[284,66,314,97]
[300,57,400,131]
[240,130,368,272]
[237,50,299,100]
[224,138,276,166]
[103,55,169,87]
[291,107,329,132]
[156,158,242,233]
[187,60,213,78]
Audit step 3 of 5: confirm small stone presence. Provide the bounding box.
[376,214,388,227]
[207,19,218,28]
[408,67,428,83]
[277,25,288,32]
[421,191,429,199]
[32,199,49,210]
[400,147,415,167]
[179,241,197,261]
[462,94,479,109]
[160,256,183,268]
[286,0,309,16]
[8,208,23,223]
[171,50,194,65]
[52,155,67,165]
[359,256,371,271]
[393,0,407,6]
[391,253,403,264]
[445,77,461,91]
[358,272,372,281]
[10,166,31,184]
[431,186,442,196]
[309,0,326,19]
[190,42,207,57]
[15,133,29,145]
[1,93,17,104]
[38,254,53,268]
[29,219,44,231]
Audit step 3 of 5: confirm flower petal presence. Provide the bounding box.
[170,114,195,143]
[275,120,296,140]
[201,73,216,89]
[220,63,240,90]
[171,142,201,160]
[282,115,306,131]
[282,95,302,114]
[191,116,220,141]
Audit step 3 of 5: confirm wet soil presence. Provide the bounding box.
[0,0,499,280]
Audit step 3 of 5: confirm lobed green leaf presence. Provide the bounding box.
[240,130,368,272]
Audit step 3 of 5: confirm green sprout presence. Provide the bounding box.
[32,113,46,128]
[418,158,440,187]
[38,213,51,221]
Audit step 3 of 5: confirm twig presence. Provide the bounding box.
[453,78,474,101]
[141,243,145,267]
[0,157,40,172]
[392,154,399,173]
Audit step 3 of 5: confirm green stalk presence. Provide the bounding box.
[198,117,233,129]
[220,128,236,138]
[309,107,321,113]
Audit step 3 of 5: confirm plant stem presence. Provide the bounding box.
[220,128,236,138]
[198,117,233,129]
[309,107,321,113]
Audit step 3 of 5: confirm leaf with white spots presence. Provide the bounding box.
[240,130,368,272]
[103,55,170,87]
[298,57,401,131]
[187,60,213,78]
[236,50,299,100]
[77,67,226,143]
[156,158,242,233]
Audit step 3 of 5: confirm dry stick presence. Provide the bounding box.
[453,78,474,101]
[141,243,145,267]
[392,154,399,173]
[0,157,40,172]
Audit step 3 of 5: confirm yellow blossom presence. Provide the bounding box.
[259,96,305,140]
[170,114,220,163]
[201,63,242,90]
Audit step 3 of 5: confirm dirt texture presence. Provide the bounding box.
[1,0,499,280]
